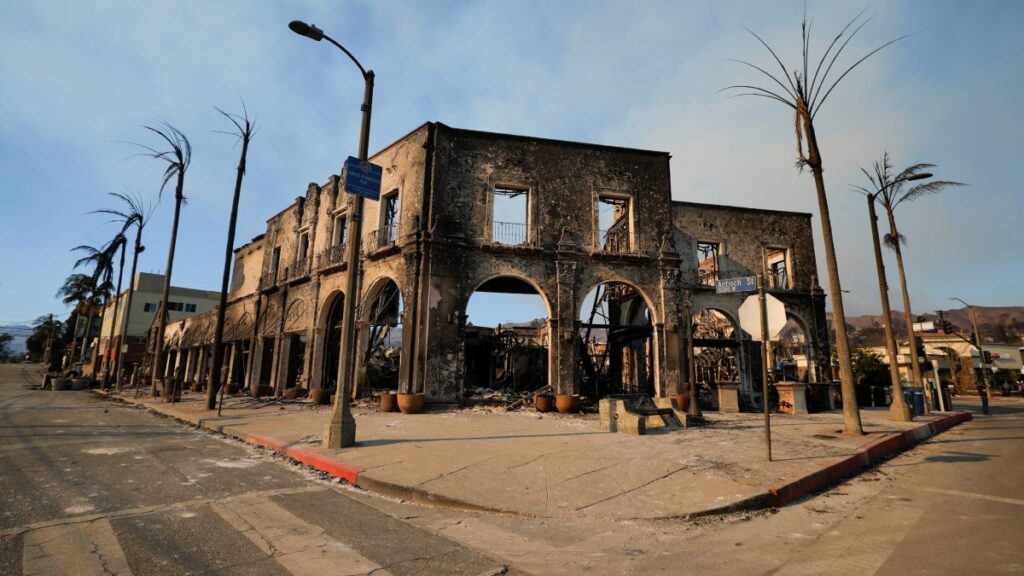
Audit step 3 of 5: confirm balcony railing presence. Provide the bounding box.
[698,269,719,287]
[768,268,788,290]
[599,227,635,254]
[259,269,278,290]
[318,243,347,269]
[492,221,527,245]
[366,222,398,252]
[291,257,310,279]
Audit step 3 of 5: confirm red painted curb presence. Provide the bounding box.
[769,411,972,507]
[285,447,361,485]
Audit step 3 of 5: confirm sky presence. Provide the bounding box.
[1,0,1022,330]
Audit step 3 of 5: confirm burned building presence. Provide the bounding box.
[157,122,829,409]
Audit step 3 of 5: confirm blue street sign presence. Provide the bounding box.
[342,156,383,201]
[715,276,757,294]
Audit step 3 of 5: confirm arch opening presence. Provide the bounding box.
[357,278,404,396]
[692,309,739,408]
[464,276,549,403]
[578,281,654,399]
[319,291,345,391]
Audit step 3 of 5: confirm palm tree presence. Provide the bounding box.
[136,123,191,397]
[95,190,155,391]
[724,11,912,435]
[856,152,963,411]
[56,272,95,364]
[209,104,256,411]
[71,242,117,370]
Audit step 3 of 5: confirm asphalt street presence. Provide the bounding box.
[0,365,514,576]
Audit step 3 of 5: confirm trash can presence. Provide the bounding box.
[910,390,925,416]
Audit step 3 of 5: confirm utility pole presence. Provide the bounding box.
[952,298,989,414]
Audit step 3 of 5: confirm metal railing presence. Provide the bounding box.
[599,227,635,254]
[259,269,278,290]
[769,268,788,290]
[291,257,310,279]
[366,222,398,252]
[318,243,347,268]
[698,269,719,287]
[492,221,527,245]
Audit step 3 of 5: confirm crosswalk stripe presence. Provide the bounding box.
[22,518,132,576]
[212,496,393,576]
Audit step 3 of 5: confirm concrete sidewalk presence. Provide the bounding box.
[96,388,970,520]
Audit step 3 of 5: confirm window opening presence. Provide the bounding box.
[333,214,347,247]
[492,187,528,245]
[767,248,787,289]
[298,233,310,262]
[382,193,398,243]
[598,196,632,253]
[697,242,720,286]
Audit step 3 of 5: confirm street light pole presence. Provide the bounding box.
[951,297,989,414]
[289,20,372,449]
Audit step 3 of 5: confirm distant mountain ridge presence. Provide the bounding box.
[830,306,1024,347]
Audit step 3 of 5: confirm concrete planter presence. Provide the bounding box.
[380,391,398,412]
[534,393,555,412]
[555,394,581,414]
[70,378,91,391]
[255,385,274,398]
[397,392,425,414]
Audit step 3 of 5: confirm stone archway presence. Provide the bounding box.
[463,275,552,402]
[355,277,405,397]
[578,280,658,399]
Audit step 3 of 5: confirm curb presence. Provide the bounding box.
[768,411,972,507]
[92,391,973,518]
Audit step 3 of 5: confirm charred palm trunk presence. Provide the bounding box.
[886,210,929,412]
[115,229,143,392]
[802,109,863,435]
[102,242,127,387]
[868,196,912,420]
[152,178,184,397]
[208,127,251,410]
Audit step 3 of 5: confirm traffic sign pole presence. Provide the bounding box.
[758,273,772,462]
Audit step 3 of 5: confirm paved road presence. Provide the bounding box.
[0,365,514,576]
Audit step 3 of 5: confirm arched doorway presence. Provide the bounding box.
[773,314,814,383]
[356,278,403,397]
[692,308,739,408]
[578,281,654,399]
[320,292,345,391]
[464,276,550,403]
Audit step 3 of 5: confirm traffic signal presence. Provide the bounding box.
[982,350,993,364]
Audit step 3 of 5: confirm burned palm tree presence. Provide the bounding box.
[208,104,256,411]
[94,190,156,390]
[855,152,963,412]
[724,11,913,435]
[71,242,117,370]
[56,272,96,364]
[136,122,191,397]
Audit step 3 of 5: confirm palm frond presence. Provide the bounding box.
[742,26,800,99]
[808,9,868,106]
[883,231,905,250]
[808,13,873,111]
[725,59,797,102]
[812,30,919,118]
[896,180,966,207]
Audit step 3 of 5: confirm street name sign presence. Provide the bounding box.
[738,293,786,341]
[341,156,383,201]
[716,276,757,294]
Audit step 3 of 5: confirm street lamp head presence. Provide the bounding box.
[289,20,324,41]
[906,172,933,182]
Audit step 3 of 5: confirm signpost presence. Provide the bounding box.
[342,156,383,201]
[735,276,786,462]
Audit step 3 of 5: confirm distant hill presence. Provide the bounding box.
[0,323,32,355]
[830,306,1024,347]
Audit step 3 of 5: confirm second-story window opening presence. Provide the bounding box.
[767,247,788,289]
[271,246,281,278]
[382,189,397,240]
[492,187,528,245]
[697,242,719,286]
[333,213,347,247]
[298,233,310,262]
[598,195,633,253]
